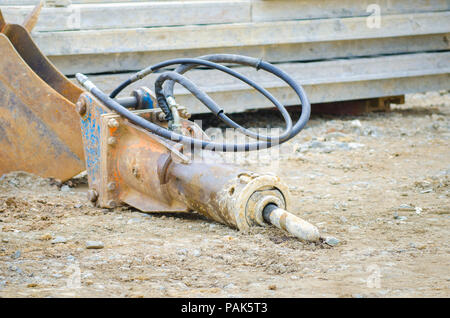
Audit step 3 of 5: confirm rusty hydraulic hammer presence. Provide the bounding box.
[74,55,322,242]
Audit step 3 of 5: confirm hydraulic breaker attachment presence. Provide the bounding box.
[76,81,321,242]
[0,2,85,181]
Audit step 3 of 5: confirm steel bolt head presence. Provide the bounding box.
[107,200,117,208]
[108,118,119,128]
[76,100,86,116]
[179,108,191,119]
[107,136,117,145]
[87,189,98,202]
[158,112,166,121]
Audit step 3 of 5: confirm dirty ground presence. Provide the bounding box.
[0,91,449,298]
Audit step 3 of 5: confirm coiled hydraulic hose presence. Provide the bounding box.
[77,54,311,152]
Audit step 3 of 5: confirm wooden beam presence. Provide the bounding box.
[0,1,251,31]
[31,12,450,56]
[49,33,450,75]
[251,0,450,22]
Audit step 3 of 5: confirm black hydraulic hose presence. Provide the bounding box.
[81,54,311,152]
[260,60,311,139]
[154,71,292,142]
[163,54,260,97]
[164,54,311,142]
[110,79,132,100]
[111,58,293,143]
[78,73,275,152]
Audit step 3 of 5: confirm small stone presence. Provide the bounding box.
[74,203,83,208]
[324,237,340,246]
[176,248,188,256]
[11,250,21,259]
[347,142,365,150]
[192,249,201,257]
[339,216,348,223]
[393,212,408,221]
[308,140,323,149]
[60,185,71,192]
[325,132,347,140]
[40,233,53,241]
[415,207,423,214]
[268,284,277,290]
[67,255,76,262]
[51,236,67,244]
[420,180,432,187]
[86,241,104,249]
[82,272,93,279]
[127,218,141,224]
[27,283,38,288]
[398,204,415,211]
[9,265,22,273]
[350,120,362,128]
[224,283,235,289]
[321,147,335,154]
[2,238,9,243]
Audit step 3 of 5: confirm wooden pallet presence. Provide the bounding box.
[311,96,405,116]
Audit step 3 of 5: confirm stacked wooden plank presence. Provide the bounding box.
[1,0,449,113]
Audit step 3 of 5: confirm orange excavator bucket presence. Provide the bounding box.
[0,2,85,181]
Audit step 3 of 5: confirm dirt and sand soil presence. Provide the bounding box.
[0,91,449,298]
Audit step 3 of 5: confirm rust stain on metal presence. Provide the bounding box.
[0,10,5,31]
[279,212,288,231]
